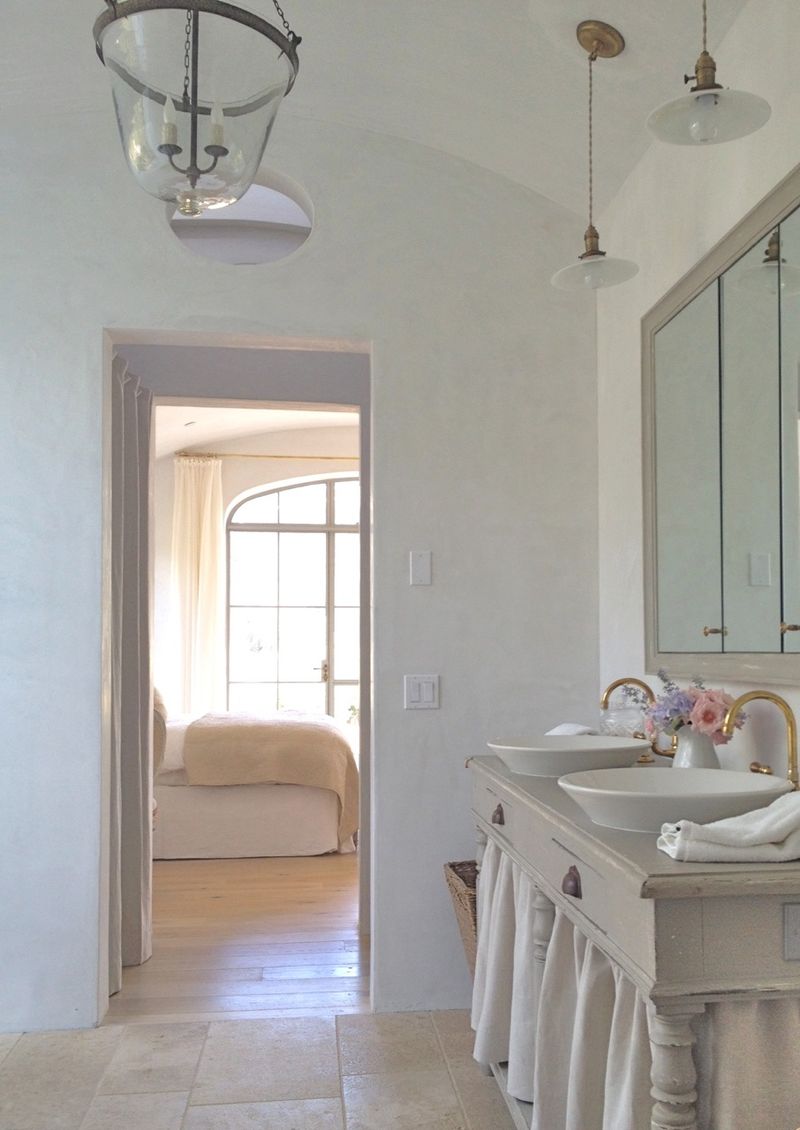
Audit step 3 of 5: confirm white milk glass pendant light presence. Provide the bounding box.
[647,0,770,146]
[551,21,638,292]
[737,230,800,297]
[93,0,301,215]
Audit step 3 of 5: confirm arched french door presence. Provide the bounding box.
[226,474,361,758]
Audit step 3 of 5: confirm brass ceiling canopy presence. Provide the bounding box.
[576,20,625,60]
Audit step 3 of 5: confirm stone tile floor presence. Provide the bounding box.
[0,1011,516,1130]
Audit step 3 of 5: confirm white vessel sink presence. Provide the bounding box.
[558,766,793,833]
[487,735,651,777]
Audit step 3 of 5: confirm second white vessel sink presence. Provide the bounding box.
[558,766,793,833]
[487,735,651,777]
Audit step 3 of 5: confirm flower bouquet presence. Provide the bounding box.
[642,671,745,746]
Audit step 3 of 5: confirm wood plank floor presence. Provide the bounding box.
[106,854,369,1024]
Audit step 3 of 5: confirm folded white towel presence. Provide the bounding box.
[545,723,597,736]
[657,792,800,862]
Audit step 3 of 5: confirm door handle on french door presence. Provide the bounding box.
[313,660,330,682]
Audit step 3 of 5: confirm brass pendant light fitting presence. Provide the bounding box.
[551,20,638,291]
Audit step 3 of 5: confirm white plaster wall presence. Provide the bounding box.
[597,0,800,769]
[0,77,598,1027]
[152,423,360,708]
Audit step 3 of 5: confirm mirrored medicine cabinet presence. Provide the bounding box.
[643,165,800,684]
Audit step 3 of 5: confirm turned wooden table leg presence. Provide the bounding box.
[647,1005,705,1130]
[475,826,487,871]
[532,888,555,985]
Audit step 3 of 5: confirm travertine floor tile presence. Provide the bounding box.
[79,1090,189,1130]
[431,1010,476,1067]
[0,1028,123,1130]
[191,1017,339,1105]
[337,1012,444,1076]
[97,1022,207,1094]
[342,1068,466,1130]
[0,1084,97,1130]
[0,1035,21,1068]
[449,1064,517,1130]
[183,1097,344,1129]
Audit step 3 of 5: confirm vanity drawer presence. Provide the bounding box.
[473,780,516,844]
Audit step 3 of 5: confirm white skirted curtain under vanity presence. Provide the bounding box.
[170,455,225,714]
[472,840,800,1129]
[109,357,153,994]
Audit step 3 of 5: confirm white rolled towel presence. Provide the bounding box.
[545,723,596,736]
[657,792,800,862]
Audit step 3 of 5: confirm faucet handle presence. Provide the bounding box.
[749,761,774,776]
[780,623,800,634]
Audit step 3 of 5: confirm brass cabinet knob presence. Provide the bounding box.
[703,626,728,636]
[561,865,582,899]
[780,623,800,634]
[749,761,774,775]
[491,803,505,826]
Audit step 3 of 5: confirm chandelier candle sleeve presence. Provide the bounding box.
[93,0,301,215]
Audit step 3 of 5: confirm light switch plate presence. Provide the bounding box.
[410,550,432,586]
[404,674,440,709]
[749,552,772,587]
[784,903,800,960]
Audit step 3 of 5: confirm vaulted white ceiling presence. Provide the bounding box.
[13,1,750,218]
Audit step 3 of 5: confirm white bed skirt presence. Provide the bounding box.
[153,782,354,859]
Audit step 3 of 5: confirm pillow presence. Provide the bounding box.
[153,688,167,772]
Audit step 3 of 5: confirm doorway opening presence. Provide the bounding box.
[103,333,371,1021]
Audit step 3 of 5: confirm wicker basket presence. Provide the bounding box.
[444,860,478,978]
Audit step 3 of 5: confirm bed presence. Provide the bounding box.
[152,710,359,859]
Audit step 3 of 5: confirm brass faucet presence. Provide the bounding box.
[599,677,666,763]
[721,690,799,789]
[599,677,655,710]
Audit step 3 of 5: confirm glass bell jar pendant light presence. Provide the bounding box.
[93,0,301,216]
[551,21,638,292]
[647,0,770,146]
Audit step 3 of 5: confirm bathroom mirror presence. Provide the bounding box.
[643,164,800,684]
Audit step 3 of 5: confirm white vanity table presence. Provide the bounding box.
[470,754,800,1130]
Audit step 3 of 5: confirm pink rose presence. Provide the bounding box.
[689,692,729,742]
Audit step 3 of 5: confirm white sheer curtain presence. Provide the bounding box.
[170,455,226,714]
[109,357,153,995]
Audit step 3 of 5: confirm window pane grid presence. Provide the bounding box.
[227,477,360,720]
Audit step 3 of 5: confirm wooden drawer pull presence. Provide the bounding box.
[491,803,505,826]
[561,865,582,899]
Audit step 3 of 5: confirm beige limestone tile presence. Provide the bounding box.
[183,1098,344,1129]
[448,1065,518,1130]
[431,1010,476,1068]
[0,1027,123,1130]
[97,1022,208,1094]
[79,1090,189,1130]
[336,1012,445,1076]
[0,1035,21,1068]
[0,1084,97,1130]
[190,1017,339,1105]
[0,1027,123,1089]
[342,1068,466,1130]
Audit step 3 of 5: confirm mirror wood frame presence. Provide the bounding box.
[642,162,800,686]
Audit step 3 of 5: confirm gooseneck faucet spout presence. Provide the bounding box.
[599,677,659,764]
[599,677,655,711]
[721,691,798,789]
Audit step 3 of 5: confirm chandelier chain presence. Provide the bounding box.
[182,8,193,106]
[271,0,293,37]
[702,0,708,53]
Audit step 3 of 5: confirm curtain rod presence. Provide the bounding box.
[175,451,359,461]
